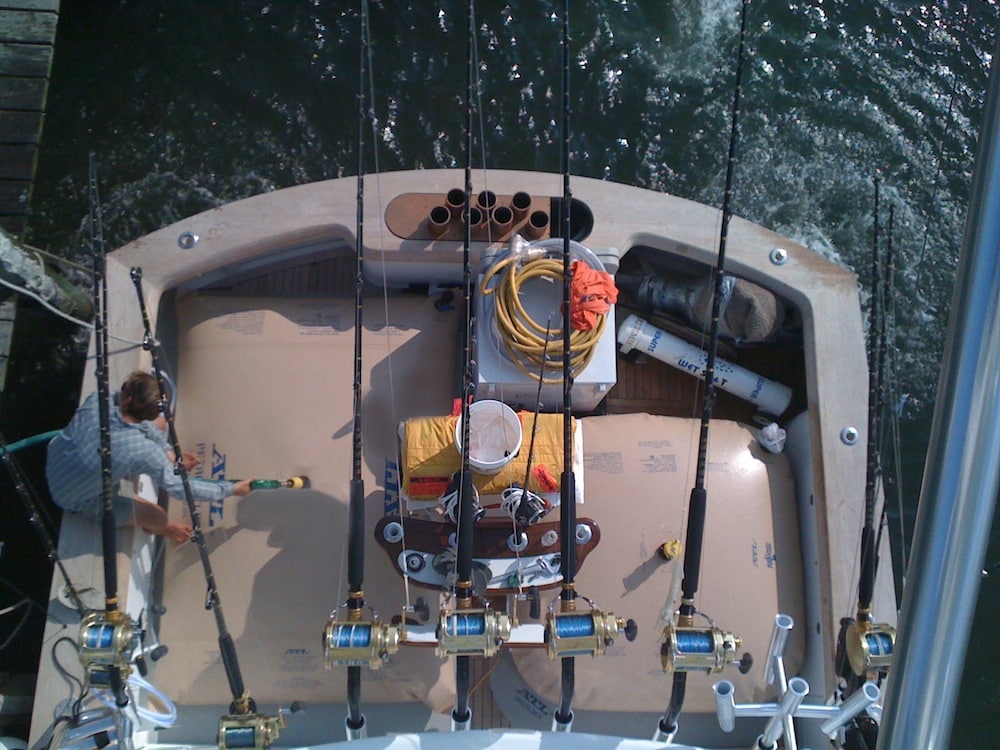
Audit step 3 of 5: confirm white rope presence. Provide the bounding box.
[93,672,178,727]
[0,274,92,329]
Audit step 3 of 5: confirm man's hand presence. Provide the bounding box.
[166,450,200,472]
[163,520,193,543]
[232,478,255,497]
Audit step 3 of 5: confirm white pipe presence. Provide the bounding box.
[451,710,472,732]
[652,722,676,743]
[93,673,177,727]
[551,713,573,733]
[763,614,794,686]
[344,715,367,741]
[820,682,879,737]
[758,677,808,749]
[617,314,792,416]
[714,680,736,732]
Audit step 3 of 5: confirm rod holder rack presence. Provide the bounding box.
[713,614,881,747]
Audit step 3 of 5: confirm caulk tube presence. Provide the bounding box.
[617,314,792,416]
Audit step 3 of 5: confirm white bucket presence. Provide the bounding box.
[454,400,523,474]
[617,314,793,416]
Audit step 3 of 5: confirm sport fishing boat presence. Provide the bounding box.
[25,161,898,745]
[24,2,1000,750]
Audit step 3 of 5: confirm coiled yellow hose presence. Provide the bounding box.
[479,254,607,383]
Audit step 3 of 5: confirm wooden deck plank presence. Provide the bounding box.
[0,109,43,142]
[0,4,58,234]
[0,143,34,178]
[0,178,29,208]
[0,42,52,77]
[0,76,45,108]
[0,8,58,43]
[0,1,59,11]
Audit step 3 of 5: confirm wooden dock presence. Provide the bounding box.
[0,0,59,237]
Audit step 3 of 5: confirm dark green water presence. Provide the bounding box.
[2,0,998,745]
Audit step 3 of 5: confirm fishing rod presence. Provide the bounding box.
[553,0,577,730]
[878,204,909,582]
[839,178,896,689]
[544,1,635,733]
[130,267,283,749]
[432,2,512,730]
[75,155,136,711]
[323,1,400,739]
[0,431,90,614]
[656,0,752,740]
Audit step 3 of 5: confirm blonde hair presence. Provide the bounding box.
[119,371,163,421]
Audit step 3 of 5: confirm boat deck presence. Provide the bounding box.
[30,171,896,749]
[122,281,800,744]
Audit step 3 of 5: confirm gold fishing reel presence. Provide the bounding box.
[218,712,285,750]
[436,608,511,658]
[323,616,401,670]
[846,620,896,675]
[545,608,637,659]
[661,622,742,674]
[77,610,138,688]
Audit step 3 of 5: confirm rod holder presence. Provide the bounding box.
[463,206,487,236]
[714,615,881,743]
[757,677,808,749]
[490,204,514,236]
[477,189,497,212]
[451,709,472,731]
[511,190,532,220]
[551,711,574,732]
[524,210,549,239]
[763,613,794,686]
[714,680,737,733]
[344,715,367,741]
[427,206,451,238]
[446,188,466,218]
[652,721,677,743]
[820,681,880,737]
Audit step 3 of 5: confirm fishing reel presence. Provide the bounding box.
[845,620,895,675]
[501,485,553,526]
[439,473,486,524]
[436,608,511,658]
[661,621,744,674]
[217,712,285,750]
[545,605,637,659]
[77,610,139,689]
[323,614,401,670]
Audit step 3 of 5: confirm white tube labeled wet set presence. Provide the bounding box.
[617,314,792,416]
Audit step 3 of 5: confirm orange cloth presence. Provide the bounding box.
[569,260,618,331]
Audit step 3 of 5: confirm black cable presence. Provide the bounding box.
[0,430,88,614]
[0,598,32,651]
[51,636,86,711]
